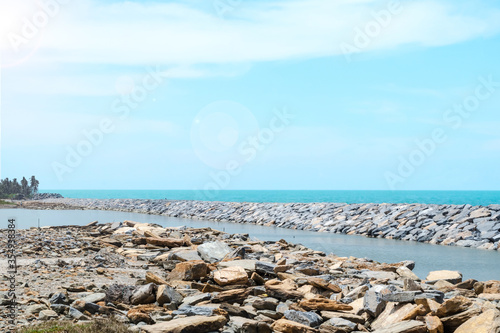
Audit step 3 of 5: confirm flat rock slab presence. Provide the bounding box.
[141,315,227,333]
[372,320,427,333]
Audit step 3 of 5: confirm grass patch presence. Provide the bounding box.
[0,200,14,205]
[17,319,130,333]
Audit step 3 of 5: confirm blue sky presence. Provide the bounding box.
[1,0,500,191]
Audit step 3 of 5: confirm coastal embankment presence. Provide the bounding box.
[2,220,500,332]
[18,198,500,251]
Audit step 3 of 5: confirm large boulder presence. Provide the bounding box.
[197,241,232,263]
[426,270,462,284]
[454,309,500,333]
[168,260,208,281]
[214,266,249,286]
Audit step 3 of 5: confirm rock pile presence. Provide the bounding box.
[28,198,500,250]
[31,193,64,200]
[2,221,500,332]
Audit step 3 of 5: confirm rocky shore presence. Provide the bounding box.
[2,220,500,332]
[18,198,500,251]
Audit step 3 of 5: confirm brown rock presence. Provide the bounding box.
[141,315,228,333]
[168,261,208,281]
[271,319,320,333]
[441,306,482,331]
[212,288,250,304]
[477,280,500,294]
[478,293,500,301]
[425,316,444,333]
[454,279,477,290]
[299,298,353,312]
[371,320,426,333]
[372,303,420,330]
[320,311,365,324]
[415,298,440,313]
[214,266,249,286]
[432,296,472,318]
[274,265,293,273]
[251,272,266,285]
[426,270,462,284]
[265,279,304,301]
[308,278,342,293]
[127,308,153,324]
[454,309,500,333]
[146,271,169,285]
[146,237,185,247]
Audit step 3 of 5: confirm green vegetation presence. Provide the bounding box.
[18,319,130,333]
[0,199,14,205]
[0,176,39,199]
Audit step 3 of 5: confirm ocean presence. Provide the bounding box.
[40,190,500,205]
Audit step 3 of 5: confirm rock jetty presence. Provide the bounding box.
[1,221,500,332]
[21,198,500,251]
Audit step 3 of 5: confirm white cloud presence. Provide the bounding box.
[1,0,499,67]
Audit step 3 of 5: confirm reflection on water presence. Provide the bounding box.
[1,209,499,281]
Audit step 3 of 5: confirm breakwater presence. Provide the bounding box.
[26,198,500,251]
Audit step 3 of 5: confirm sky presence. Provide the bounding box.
[0,0,500,191]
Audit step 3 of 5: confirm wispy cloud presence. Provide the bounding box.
[1,0,500,68]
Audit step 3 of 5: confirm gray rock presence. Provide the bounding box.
[180,293,211,307]
[284,310,323,327]
[255,261,277,276]
[69,307,87,320]
[50,304,69,314]
[252,297,279,311]
[322,318,357,331]
[38,309,58,320]
[25,304,48,315]
[173,305,214,317]
[363,285,396,317]
[130,283,156,305]
[50,292,69,305]
[78,292,106,304]
[381,291,421,303]
[197,241,232,263]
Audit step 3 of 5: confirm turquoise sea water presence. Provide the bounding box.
[41,190,500,205]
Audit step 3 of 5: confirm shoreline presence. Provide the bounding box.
[10,198,500,251]
[2,219,500,332]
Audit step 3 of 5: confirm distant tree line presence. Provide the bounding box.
[0,176,39,199]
